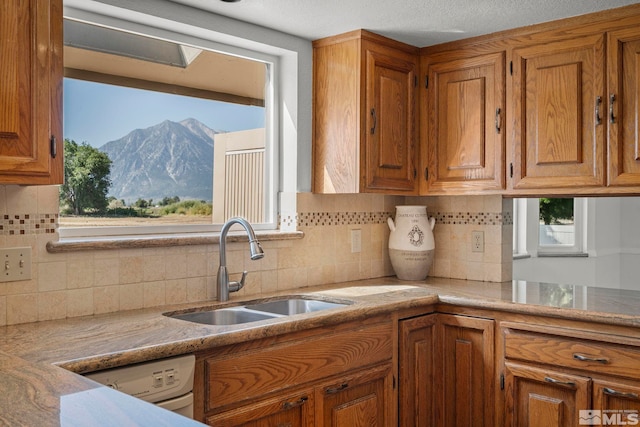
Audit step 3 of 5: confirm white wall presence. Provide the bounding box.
[513,197,640,290]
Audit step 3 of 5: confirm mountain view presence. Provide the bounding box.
[99,118,219,204]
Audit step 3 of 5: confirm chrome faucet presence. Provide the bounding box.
[217,217,264,301]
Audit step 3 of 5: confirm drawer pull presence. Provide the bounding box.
[325,383,349,394]
[282,396,308,410]
[544,376,576,388]
[603,387,640,400]
[573,353,609,364]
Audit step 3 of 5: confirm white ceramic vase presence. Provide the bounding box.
[387,205,435,281]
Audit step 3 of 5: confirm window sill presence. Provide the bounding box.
[46,230,304,253]
[537,252,588,258]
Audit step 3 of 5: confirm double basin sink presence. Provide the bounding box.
[166,297,349,326]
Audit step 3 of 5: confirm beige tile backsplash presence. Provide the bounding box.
[0,185,512,325]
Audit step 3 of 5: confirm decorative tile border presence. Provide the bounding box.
[4,210,511,235]
[284,210,512,228]
[0,214,58,235]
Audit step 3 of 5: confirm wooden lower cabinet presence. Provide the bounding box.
[504,362,590,427]
[205,389,314,427]
[502,321,640,427]
[317,363,393,427]
[399,313,495,427]
[196,317,394,426]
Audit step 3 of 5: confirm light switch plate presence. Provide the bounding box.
[0,247,32,282]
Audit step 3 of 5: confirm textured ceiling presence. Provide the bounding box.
[169,0,640,47]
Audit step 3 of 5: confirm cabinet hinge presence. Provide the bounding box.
[413,168,417,179]
[424,167,428,181]
[50,135,57,158]
[500,374,505,390]
[509,61,513,76]
[393,375,397,389]
[509,162,513,178]
[425,75,429,89]
[414,75,418,87]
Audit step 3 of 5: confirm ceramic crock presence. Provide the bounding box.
[387,205,435,280]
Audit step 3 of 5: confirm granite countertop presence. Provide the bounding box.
[1,277,640,426]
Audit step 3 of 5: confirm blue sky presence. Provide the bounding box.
[63,78,265,148]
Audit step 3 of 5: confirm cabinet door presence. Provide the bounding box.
[511,33,605,190]
[364,44,417,193]
[399,314,437,427]
[0,0,63,184]
[608,27,640,186]
[593,379,640,425]
[438,314,495,427]
[205,391,313,427]
[504,362,590,427]
[317,363,393,427]
[424,51,505,193]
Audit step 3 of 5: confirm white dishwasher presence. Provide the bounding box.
[85,354,196,419]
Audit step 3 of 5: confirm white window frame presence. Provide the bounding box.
[513,197,587,257]
[59,10,280,239]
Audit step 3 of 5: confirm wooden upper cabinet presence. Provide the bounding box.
[313,30,418,194]
[510,33,606,191]
[422,50,506,194]
[0,0,63,185]
[607,27,640,187]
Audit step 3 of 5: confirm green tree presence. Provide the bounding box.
[539,198,574,225]
[60,139,112,215]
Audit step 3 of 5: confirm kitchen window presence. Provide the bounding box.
[59,16,278,238]
[513,197,587,257]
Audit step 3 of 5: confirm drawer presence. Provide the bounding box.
[504,327,640,379]
[204,320,393,411]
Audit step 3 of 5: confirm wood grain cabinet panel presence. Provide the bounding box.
[422,51,506,193]
[398,314,437,427]
[399,313,495,427]
[510,33,606,190]
[317,363,393,427]
[313,30,418,194]
[205,390,314,427]
[504,362,591,427]
[502,322,640,427]
[196,318,394,426]
[607,27,640,187]
[0,0,63,184]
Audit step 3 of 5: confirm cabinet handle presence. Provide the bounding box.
[282,396,308,410]
[544,376,576,388]
[609,94,616,124]
[595,96,602,125]
[370,108,377,134]
[573,353,609,364]
[325,382,349,394]
[603,387,639,400]
[495,108,501,134]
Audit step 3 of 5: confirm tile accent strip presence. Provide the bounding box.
[289,211,511,227]
[5,210,511,235]
[0,214,58,235]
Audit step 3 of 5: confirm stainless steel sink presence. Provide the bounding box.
[245,298,346,315]
[165,297,349,326]
[169,307,278,325]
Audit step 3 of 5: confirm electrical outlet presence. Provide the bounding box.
[351,229,362,253]
[472,231,484,253]
[0,247,32,282]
